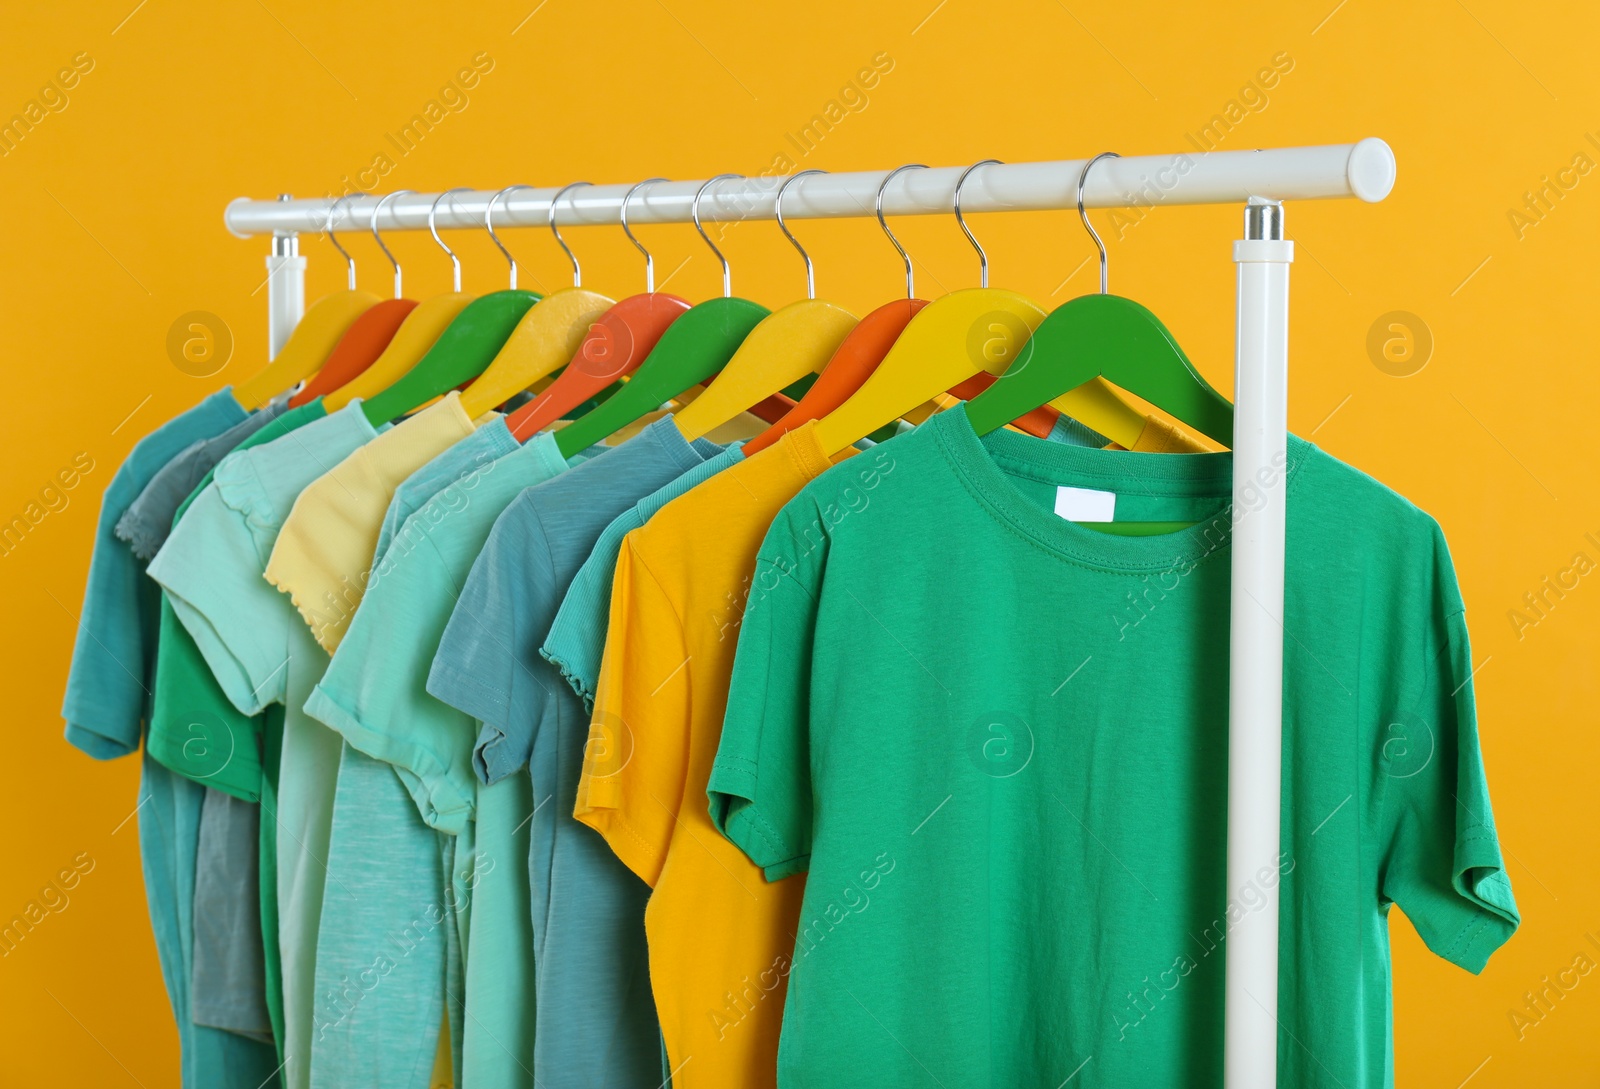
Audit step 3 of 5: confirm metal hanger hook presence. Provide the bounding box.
[548,181,592,288]
[621,178,667,293]
[954,159,1002,289]
[428,187,472,293]
[692,173,743,298]
[876,164,927,299]
[324,194,359,291]
[486,184,535,290]
[370,190,414,298]
[1077,152,1120,295]
[775,169,826,300]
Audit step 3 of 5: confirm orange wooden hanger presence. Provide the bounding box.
[507,178,691,440]
[747,164,1047,453]
[232,199,381,409]
[812,161,1130,455]
[744,301,922,454]
[289,195,417,407]
[323,190,475,411]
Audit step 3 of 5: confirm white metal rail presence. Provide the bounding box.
[225,139,1396,1089]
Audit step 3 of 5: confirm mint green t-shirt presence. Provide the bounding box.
[713,408,1518,1088]
[304,430,576,1089]
[147,398,328,801]
[147,396,326,1064]
[149,402,383,1089]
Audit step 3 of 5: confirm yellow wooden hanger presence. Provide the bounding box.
[813,161,1147,455]
[323,190,475,411]
[459,183,617,419]
[233,200,380,409]
[674,170,858,441]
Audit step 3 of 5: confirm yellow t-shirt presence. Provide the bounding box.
[1120,413,1210,453]
[265,391,486,653]
[578,421,852,1089]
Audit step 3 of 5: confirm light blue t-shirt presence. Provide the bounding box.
[149,402,383,1089]
[427,417,722,1089]
[1048,412,1111,448]
[59,386,281,1089]
[304,430,578,1089]
[541,442,746,712]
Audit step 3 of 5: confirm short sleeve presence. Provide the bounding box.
[575,534,690,886]
[1377,527,1518,974]
[263,451,382,653]
[305,527,477,834]
[148,461,294,716]
[146,592,264,801]
[708,501,826,881]
[541,512,640,712]
[63,391,246,758]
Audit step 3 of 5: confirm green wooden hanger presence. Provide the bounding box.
[554,174,770,459]
[964,152,1233,445]
[362,188,541,426]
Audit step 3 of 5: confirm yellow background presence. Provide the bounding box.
[3,1,1596,1084]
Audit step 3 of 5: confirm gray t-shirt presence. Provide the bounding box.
[427,417,723,1089]
[115,400,286,560]
[191,788,272,1040]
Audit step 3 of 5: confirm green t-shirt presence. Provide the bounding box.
[711,408,1518,1088]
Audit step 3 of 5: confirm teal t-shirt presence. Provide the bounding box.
[58,386,280,1089]
[62,386,248,757]
[713,408,1519,1088]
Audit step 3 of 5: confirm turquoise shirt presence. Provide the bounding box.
[713,410,1518,1087]
[304,430,575,1089]
[62,386,247,757]
[59,386,279,1089]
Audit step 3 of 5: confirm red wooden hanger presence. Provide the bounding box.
[743,297,926,454]
[289,194,416,407]
[507,179,690,442]
[290,302,416,406]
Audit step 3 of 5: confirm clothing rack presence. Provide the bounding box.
[223,138,1397,1089]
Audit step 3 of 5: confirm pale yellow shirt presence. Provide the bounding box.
[265,391,488,653]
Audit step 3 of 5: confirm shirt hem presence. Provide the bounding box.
[571,805,664,887]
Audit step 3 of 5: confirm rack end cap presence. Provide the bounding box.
[1348,138,1396,203]
[224,196,255,239]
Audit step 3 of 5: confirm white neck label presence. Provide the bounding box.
[1054,485,1116,522]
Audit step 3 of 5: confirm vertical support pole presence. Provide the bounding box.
[1224,198,1292,1089]
[265,193,305,359]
